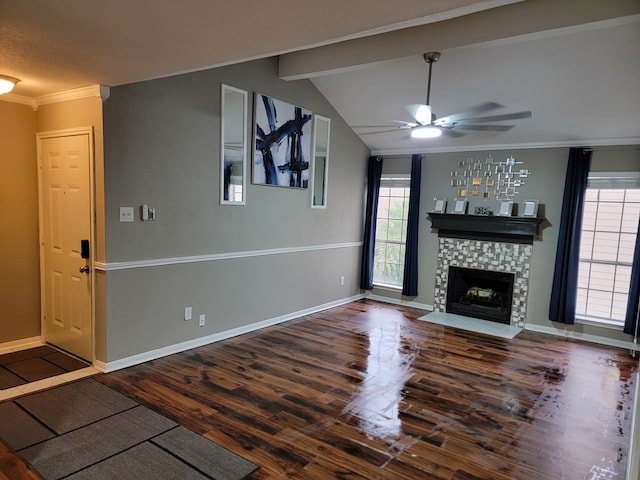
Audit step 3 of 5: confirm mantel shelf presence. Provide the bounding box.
[427,213,545,244]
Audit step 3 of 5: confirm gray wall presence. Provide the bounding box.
[102,57,369,363]
[373,146,640,345]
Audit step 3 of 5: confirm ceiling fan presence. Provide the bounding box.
[356,52,532,139]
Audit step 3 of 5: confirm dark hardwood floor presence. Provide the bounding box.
[1,300,637,479]
[95,300,637,480]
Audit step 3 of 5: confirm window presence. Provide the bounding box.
[577,173,640,326]
[373,176,410,287]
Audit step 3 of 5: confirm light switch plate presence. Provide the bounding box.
[119,207,135,222]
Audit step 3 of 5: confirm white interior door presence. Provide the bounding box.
[38,129,93,361]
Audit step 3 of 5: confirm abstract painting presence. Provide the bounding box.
[253,93,312,188]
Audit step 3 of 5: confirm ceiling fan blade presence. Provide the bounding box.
[455,111,532,124]
[454,124,514,131]
[352,125,409,129]
[441,129,466,138]
[434,102,503,126]
[352,120,417,129]
[356,128,410,136]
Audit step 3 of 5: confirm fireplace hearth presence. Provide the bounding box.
[446,266,515,325]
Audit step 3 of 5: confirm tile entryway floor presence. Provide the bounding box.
[0,345,99,401]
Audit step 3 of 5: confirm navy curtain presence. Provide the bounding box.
[549,147,592,324]
[402,154,422,296]
[624,217,640,335]
[360,156,383,290]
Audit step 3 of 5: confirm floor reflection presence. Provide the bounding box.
[342,308,423,441]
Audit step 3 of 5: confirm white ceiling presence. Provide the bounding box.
[2,0,639,155]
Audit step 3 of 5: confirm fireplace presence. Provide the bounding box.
[429,213,544,328]
[446,267,515,324]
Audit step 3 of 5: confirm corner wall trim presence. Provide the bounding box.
[95,241,362,272]
[102,294,365,372]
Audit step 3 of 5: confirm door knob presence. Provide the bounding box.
[79,266,90,274]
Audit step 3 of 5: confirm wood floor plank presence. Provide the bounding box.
[13,299,630,480]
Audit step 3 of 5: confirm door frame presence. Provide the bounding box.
[36,126,96,364]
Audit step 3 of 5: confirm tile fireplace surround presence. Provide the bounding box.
[434,237,533,327]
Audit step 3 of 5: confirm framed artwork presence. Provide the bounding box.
[522,200,539,217]
[253,93,312,188]
[432,198,447,213]
[498,201,513,216]
[453,200,467,214]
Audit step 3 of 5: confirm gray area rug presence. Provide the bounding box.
[0,379,259,480]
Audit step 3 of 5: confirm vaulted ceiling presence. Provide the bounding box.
[2,0,638,154]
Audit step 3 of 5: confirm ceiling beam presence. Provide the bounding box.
[279,0,640,80]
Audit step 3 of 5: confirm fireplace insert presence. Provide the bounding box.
[446,266,514,324]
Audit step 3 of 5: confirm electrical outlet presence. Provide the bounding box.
[184,307,192,321]
[340,276,345,286]
[199,314,206,327]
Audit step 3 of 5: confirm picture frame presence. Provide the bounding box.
[220,84,248,205]
[253,93,312,189]
[432,198,447,213]
[453,200,468,215]
[498,200,513,216]
[522,200,539,218]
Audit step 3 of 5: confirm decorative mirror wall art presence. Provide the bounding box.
[253,93,312,189]
[220,84,248,205]
[311,115,330,208]
[449,153,532,214]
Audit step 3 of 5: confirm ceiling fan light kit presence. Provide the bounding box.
[411,125,441,138]
[0,75,19,95]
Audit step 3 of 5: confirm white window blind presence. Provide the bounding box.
[373,176,411,288]
[577,173,640,326]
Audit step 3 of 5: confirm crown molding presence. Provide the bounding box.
[371,137,640,156]
[35,85,110,107]
[0,84,110,110]
[0,93,38,110]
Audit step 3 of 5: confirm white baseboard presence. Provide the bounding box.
[524,323,638,351]
[0,336,43,355]
[103,294,364,372]
[364,292,433,312]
